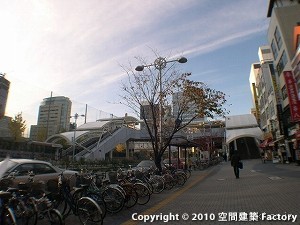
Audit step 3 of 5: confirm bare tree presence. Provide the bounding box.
[121,54,229,171]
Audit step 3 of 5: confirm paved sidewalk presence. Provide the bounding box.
[121,159,299,225]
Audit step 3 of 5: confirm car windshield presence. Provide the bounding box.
[0,157,18,178]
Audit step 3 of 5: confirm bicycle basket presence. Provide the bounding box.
[107,171,118,184]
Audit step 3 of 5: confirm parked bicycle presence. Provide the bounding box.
[49,172,103,225]
[2,173,38,225]
[16,172,64,225]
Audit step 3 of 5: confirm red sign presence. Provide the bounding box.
[283,71,300,122]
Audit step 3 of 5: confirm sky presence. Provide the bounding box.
[0,0,270,136]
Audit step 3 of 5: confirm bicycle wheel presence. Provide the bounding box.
[47,209,64,225]
[175,170,188,182]
[121,184,137,208]
[173,173,186,187]
[102,187,125,213]
[25,198,38,225]
[85,192,107,219]
[2,207,17,225]
[184,169,191,179]
[134,183,151,205]
[136,179,153,194]
[77,197,103,224]
[162,174,174,190]
[52,197,70,218]
[10,197,37,225]
[73,189,106,218]
[149,176,164,194]
[49,193,69,218]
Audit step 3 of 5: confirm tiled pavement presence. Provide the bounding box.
[146,160,299,225]
[65,159,300,225]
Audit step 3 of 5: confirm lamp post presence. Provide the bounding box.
[71,113,85,161]
[135,56,187,153]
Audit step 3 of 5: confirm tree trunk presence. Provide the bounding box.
[154,153,163,174]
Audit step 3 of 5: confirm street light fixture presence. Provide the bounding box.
[135,56,188,154]
[71,113,85,161]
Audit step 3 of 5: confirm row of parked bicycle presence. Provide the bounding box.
[0,166,191,225]
[190,157,222,170]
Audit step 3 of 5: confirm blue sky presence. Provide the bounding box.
[0,0,270,135]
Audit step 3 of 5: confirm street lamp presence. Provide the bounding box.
[71,113,85,161]
[135,56,187,153]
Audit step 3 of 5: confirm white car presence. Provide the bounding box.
[0,157,78,191]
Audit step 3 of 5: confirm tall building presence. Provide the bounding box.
[0,74,13,138]
[30,96,72,141]
[267,0,300,140]
[249,46,280,140]
[250,1,300,161]
[0,73,10,119]
[172,92,205,124]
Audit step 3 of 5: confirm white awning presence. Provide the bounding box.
[226,127,263,144]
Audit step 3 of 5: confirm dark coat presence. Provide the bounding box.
[231,152,240,167]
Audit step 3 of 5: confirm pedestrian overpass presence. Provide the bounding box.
[45,116,140,160]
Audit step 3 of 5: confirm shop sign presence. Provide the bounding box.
[252,83,260,123]
[283,71,300,122]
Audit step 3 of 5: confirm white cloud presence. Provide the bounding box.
[1,0,269,127]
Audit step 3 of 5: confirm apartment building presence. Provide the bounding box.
[249,0,300,161]
[267,0,300,139]
[250,46,282,140]
[30,96,72,141]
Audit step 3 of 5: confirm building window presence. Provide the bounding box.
[269,101,275,117]
[281,85,288,100]
[274,27,282,50]
[276,51,288,75]
[260,111,266,128]
[266,106,269,118]
[271,39,278,60]
[259,96,263,108]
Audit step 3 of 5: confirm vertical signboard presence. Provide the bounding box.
[252,83,260,124]
[283,71,300,122]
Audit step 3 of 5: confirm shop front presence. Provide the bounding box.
[259,136,274,161]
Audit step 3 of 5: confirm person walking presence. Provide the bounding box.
[231,150,241,179]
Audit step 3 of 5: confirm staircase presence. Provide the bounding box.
[76,126,140,160]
